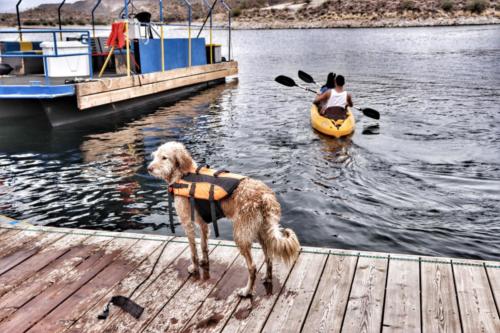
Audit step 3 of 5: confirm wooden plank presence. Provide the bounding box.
[485,264,500,319]
[0,227,21,239]
[221,251,295,333]
[0,235,114,323]
[141,243,240,333]
[382,256,421,333]
[0,237,137,332]
[182,247,265,333]
[0,233,91,298]
[65,241,188,333]
[27,238,165,333]
[0,227,495,333]
[77,62,235,96]
[341,253,389,333]
[453,262,500,333]
[421,260,461,333]
[261,252,327,333]
[0,229,45,258]
[0,226,15,235]
[0,231,66,276]
[302,251,358,333]
[97,242,220,333]
[77,67,238,110]
[0,229,25,245]
[76,61,238,97]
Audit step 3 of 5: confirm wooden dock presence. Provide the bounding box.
[0,61,238,127]
[75,62,239,110]
[0,217,498,333]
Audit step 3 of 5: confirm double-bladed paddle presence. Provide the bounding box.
[296,70,381,120]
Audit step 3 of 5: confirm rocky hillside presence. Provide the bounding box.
[236,0,500,28]
[0,0,281,26]
[0,0,498,28]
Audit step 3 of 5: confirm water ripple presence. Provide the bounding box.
[0,26,499,260]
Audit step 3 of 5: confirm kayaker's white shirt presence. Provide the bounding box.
[325,90,348,108]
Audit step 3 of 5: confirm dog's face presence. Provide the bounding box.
[148,142,194,184]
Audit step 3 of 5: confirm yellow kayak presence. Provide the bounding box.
[310,104,355,138]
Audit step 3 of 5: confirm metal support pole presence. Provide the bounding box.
[197,0,217,38]
[126,21,131,76]
[209,12,213,64]
[91,0,102,39]
[228,11,231,60]
[188,6,191,67]
[161,26,165,72]
[16,0,23,41]
[201,0,215,64]
[159,0,164,21]
[159,0,165,72]
[123,0,129,18]
[87,31,94,78]
[53,32,59,57]
[58,0,67,41]
[221,0,231,61]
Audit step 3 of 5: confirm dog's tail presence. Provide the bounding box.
[261,193,300,266]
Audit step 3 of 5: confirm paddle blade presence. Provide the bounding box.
[275,75,297,87]
[360,107,380,120]
[298,70,316,84]
[362,124,380,135]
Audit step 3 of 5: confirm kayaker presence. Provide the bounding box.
[319,72,336,94]
[314,75,353,119]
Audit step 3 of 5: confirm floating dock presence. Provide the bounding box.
[0,216,498,332]
[0,61,238,127]
[0,0,237,127]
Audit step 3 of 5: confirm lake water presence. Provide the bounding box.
[1,25,499,260]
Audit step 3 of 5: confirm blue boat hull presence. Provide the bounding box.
[0,78,225,127]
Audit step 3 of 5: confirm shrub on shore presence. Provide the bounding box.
[400,0,417,11]
[466,0,490,13]
[232,7,242,17]
[440,0,454,12]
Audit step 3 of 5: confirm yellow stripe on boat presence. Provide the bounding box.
[310,104,355,138]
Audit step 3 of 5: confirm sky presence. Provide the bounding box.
[0,0,80,13]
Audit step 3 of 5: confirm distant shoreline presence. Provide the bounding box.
[229,15,500,30]
[1,21,498,32]
[0,0,499,32]
[0,14,498,31]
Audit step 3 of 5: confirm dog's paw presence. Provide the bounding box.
[187,264,199,274]
[200,258,209,268]
[237,288,253,298]
[261,276,272,284]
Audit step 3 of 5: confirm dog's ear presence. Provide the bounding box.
[175,145,193,174]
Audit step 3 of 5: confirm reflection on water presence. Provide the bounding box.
[1,26,500,260]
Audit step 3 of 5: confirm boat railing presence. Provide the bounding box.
[0,28,93,79]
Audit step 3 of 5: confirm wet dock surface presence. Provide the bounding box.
[0,216,499,333]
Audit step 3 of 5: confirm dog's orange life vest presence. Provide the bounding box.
[168,166,245,237]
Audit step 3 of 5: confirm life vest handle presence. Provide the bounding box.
[213,169,230,177]
[195,165,210,174]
